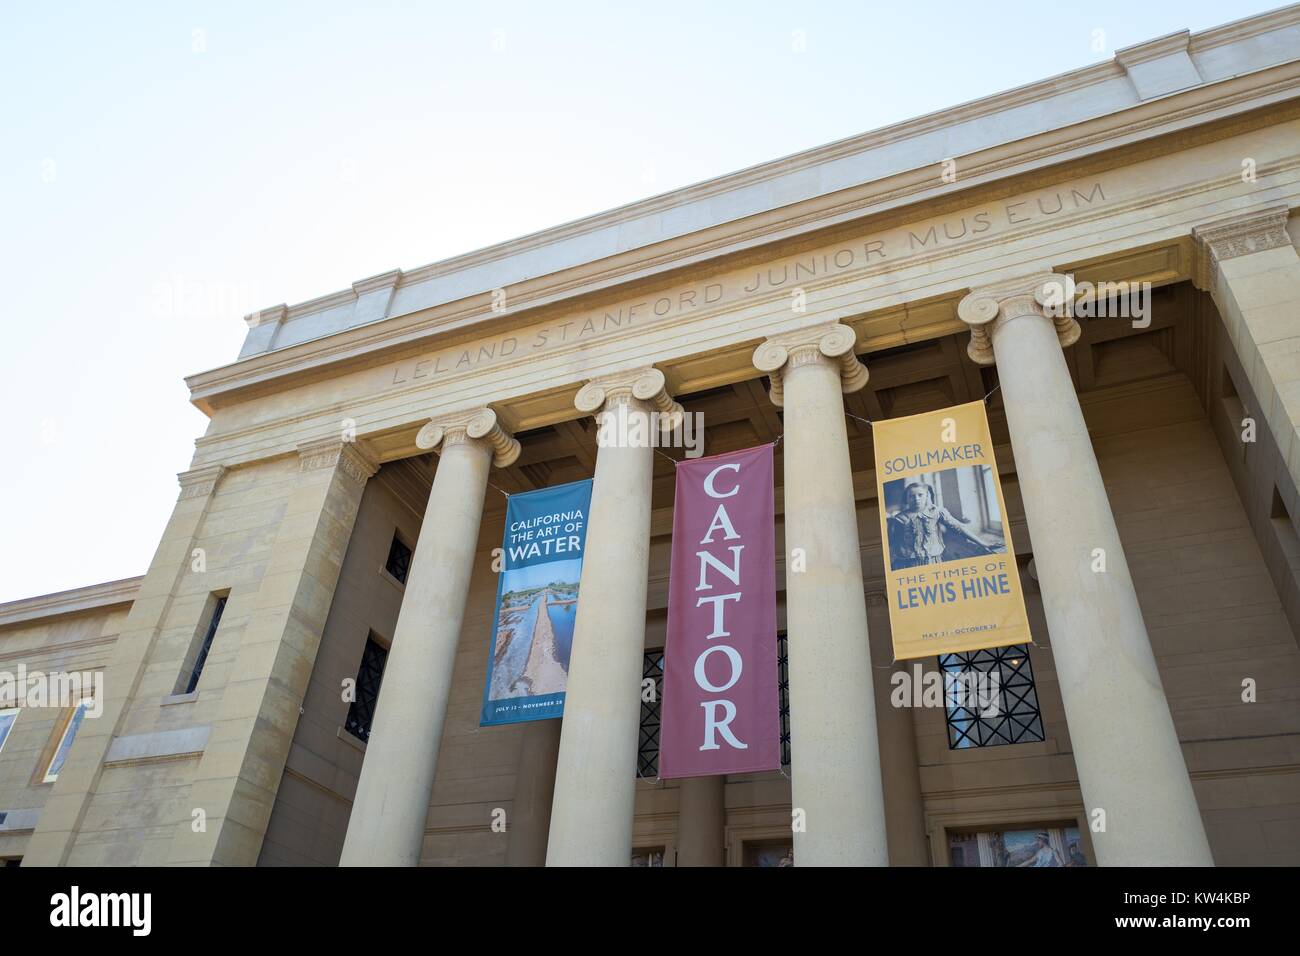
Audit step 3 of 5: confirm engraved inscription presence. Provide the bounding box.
[385,180,1106,387]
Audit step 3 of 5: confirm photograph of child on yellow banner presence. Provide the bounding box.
[874,401,1033,659]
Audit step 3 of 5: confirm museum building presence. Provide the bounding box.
[2,7,1300,867]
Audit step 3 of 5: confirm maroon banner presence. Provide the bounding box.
[660,444,780,778]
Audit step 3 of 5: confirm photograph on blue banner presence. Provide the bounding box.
[480,479,592,726]
[488,559,580,700]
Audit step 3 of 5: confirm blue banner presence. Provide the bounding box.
[479,479,592,726]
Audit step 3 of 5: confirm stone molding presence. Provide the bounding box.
[1191,204,1292,290]
[574,366,684,431]
[103,725,211,768]
[176,464,225,501]
[0,577,142,629]
[352,269,404,297]
[1115,30,1191,69]
[415,407,521,468]
[0,807,41,833]
[243,303,287,330]
[957,273,1081,367]
[752,322,869,407]
[297,438,380,485]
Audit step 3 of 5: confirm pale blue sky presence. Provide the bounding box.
[0,1,1283,602]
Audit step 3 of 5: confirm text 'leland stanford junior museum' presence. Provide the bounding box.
[4,6,1300,868]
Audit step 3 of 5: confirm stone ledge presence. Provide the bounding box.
[103,725,210,767]
[0,807,41,832]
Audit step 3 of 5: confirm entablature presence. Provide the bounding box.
[183,56,1300,476]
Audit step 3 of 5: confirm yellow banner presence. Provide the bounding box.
[873,401,1032,660]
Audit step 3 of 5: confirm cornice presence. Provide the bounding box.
[187,160,1300,476]
[1190,3,1300,52]
[0,634,118,665]
[293,62,1123,301]
[1191,203,1293,288]
[226,3,1300,326]
[1115,30,1191,68]
[186,60,1300,415]
[177,463,225,501]
[0,577,143,630]
[352,269,404,296]
[246,303,286,329]
[297,438,381,485]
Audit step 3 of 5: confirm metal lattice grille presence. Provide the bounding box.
[777,631,790,767]
[346,636,389,741]
[939,643,1044,749]
[385,534,412,584]
[638,650,664,777]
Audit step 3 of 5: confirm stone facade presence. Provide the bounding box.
[3,7,1300,866]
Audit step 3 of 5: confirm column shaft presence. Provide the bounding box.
[676,776,726,866]
[961,275,1213,866]
[341,409,517,866]
[506,718,562,866]
[867,602,929,865]
[755,324,889,866]
[546,368,679,866]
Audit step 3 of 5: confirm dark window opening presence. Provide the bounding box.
[345,636,389,741]
[183,594,227,695]
[1270,487,1300,570]
[1221,365,1249,462]
[638,650,663,777]
[385,534,412,584]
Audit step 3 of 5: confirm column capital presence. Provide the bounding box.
[416,407,520,467]
[297,438,380,485]
[176,464,225,501]
[751,322,868,407]
[957,272,1080,367]
[574,366,683,430]
[1191,204,1291,290]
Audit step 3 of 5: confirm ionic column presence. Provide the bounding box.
[676,776,725,866]
[546,367,681,866]
[341,408,519,866]
[505,718,562,866]
[753,323,889,866]
[958,274,1213,866]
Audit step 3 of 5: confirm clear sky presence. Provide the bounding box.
[0,1,1285,603]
